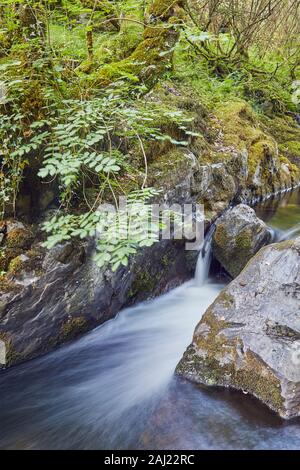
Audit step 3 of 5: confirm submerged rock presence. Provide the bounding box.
[177,238,300,420]
[212,204,271,277]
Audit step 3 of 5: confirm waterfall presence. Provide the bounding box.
[195,225,215,286]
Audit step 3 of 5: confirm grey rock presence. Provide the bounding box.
[177,238,300,420]
[0,239,195,368]
[212,204,271,277]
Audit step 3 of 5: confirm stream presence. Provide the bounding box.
[0,189,300,450]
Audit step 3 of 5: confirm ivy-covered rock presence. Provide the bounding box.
[212,204,271,278]
[177,237,300,420]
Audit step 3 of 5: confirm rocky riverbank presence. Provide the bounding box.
[1,91,300,369]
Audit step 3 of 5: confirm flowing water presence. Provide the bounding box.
[0,189,300,450]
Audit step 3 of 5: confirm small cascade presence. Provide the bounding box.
[195,224,215,286]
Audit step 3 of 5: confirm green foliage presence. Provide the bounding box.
[1,0,299,272]
[43,187,163,271]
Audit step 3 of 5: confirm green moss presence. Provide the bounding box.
[264,116,300,143]
[248,140,276,180]
[93,17,180,89]
[147,148,189,190]
[0,248,22,272]
[179,308,284,414]
[187,351,283,413]
[7,255,24,276]
[129,270,157,298]
[213,222,259,277]
[235,228,253,250]
[0,273,22,293]
[279,141,300,159]
[279,155,300,182]
[161,254,171,267]
[5,228,33,249]
[149,0,184,18]
[59,317,88,342]
[212,99,300,194]
[213,224,229,248]
[94,29,143,66]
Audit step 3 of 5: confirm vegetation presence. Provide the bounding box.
[0,0,299,270]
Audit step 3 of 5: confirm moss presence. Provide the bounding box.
[149,0,184,18]
[59,316,89,342]
[7,256,24,276]
[81,0,119,31]
[0,248,22,272]
[93,5,181,89]
[180,308,284,414]
[5,228,33,249]
[129,270,157,298]
[93,29,142,67]
[280,140,300,156]
[235,228,253,250]
[279,155,300,182]
[0,274,22,294]
[147,148,189,190]
[248,139,276,180]
[187,350,283,413]
[161,254,171,267]
[213,222,256,277]
[0,249,6,272]
[213,224,229,249]
[0,30,11,53]
[265,115,300,143]
[212,99,300,195]
[7,248,44,278]
[21,79,46,120]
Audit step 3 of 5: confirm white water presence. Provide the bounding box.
[0,234,226,449]
[195,225,214,286]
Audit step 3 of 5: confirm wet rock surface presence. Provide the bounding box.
[0,232,195,368]
[177,237,300,420]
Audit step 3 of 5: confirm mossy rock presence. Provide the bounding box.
[214,100,300,196]
[147,148,192,192]
[0,247,22,272]
[7,255,25,276]
[177,239,300,419]
[93,0,182,90]
[0,275,22,294]
[5,228,33,250]
[212,204,270,278]
[149,0,185,19]
[59,317,89,343]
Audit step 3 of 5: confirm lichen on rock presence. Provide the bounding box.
[177,237,300,420]
[212,204,271,278]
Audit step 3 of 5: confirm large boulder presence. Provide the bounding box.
[212,204,271,277]
[0,221,196,369]
[177,238,300,420]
